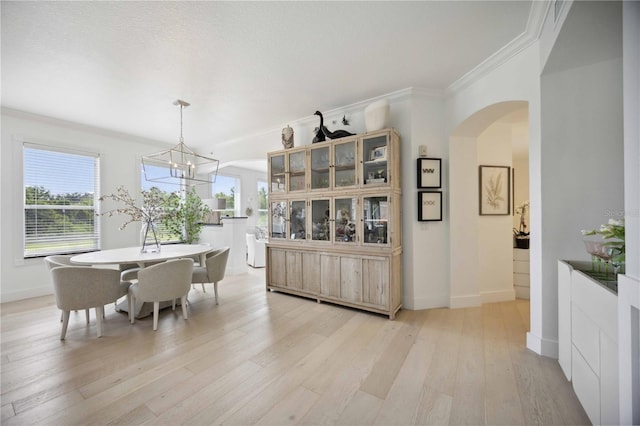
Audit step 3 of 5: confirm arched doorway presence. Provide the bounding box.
[448,101,529,308]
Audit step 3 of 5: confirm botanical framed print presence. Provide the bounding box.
[417,158,441,188]
[418,191,442,221]
[479,165,510,215]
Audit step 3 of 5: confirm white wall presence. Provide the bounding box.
[406,93,449,309]
[619,2,640,422]
[208,89,449,310]
[449,136,480,307]
[477,123,515,303]
[539,2,624,356]
[0,109,173,302]
[446,44,541,322]
[214,165,267,230]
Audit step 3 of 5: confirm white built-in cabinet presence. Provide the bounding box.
[558,260,619,426]
[266,129,402,319]
[513,248,530,299]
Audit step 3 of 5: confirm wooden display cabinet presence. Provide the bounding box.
[266,128,402,319]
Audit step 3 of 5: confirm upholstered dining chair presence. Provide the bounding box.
[128,258,194,331]
[50,266,131,339]
[45,255,91,324]
[119,260,164,282]
[191,247,230,304]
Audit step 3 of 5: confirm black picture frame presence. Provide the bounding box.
[479,165,511,215]
[418,191,442,221]
[417,158,441,188]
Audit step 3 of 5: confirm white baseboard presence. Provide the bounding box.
[1,286,52,303]
[527,331,559,358]
[450,294,482,309]
[407,295,449,310]
[515,285,530,299]
[481,288,516,304]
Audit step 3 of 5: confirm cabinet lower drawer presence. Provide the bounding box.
[266,245,401,319]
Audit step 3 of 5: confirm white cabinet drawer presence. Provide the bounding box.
[572,344,600,425]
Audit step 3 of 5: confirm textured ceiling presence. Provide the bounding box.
[1,1,532,153]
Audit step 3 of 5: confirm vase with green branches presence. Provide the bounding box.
[581,218,625,277]
[162,188,209,244]
[99,186,170,252]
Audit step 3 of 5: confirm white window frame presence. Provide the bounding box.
[22,142,101,258]
[256,178,268,228]
[211,172,240,217]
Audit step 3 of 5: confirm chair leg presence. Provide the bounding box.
[85,309,90,324]
[60,310,63,322]
[214,282,219,305]
[60,310,70,340]
[153,301,159,331]
[95,306,104,338]
[181,296,188,320]
[129,295,135,324]
[201,283,206,293]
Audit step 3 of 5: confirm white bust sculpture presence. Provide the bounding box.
[281,125,294,149]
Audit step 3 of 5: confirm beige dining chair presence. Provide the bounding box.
[45,255,91,324]
[128,258,194,331]
[50,266,131,339]
[191,247,230,304]
[119,260,164,282]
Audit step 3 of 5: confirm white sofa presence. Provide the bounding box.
[246,233,266,268]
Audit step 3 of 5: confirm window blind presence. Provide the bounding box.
[23,143,100,257]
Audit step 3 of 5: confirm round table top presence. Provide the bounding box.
[70,244,212,266]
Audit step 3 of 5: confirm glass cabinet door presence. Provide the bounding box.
[362,195,389,245]
[310,145,330,190]
[333,139,357,188]
[334,197,357,243]
[288,150,306,192]
[270,200,287,239]
[310,199,331,241]
[270,154,286,193]
[361,134,389,187]
[289,200,307,240]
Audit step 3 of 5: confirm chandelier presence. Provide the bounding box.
[142,100,219,186]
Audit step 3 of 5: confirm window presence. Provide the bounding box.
[257,179,268,228]
[211,173,239,217]
[23,143,100,258]
[140,164,182,242]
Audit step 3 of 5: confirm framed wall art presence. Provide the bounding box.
[479,165,510,215]
[417,158,441,188]
[418,191,442,222]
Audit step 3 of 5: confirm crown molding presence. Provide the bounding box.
[215,86,442,148]
[446,0,550,97]
[1,106,168,148]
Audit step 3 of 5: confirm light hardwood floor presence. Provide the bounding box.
[1,268,589,425]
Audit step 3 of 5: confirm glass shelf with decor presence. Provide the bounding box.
[287,150,306,192]
[310,145,330,191]
[362,133,389,187]
[333,138,357,189]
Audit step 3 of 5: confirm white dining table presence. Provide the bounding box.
[71,243,212,269]
[71,244,212,318]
